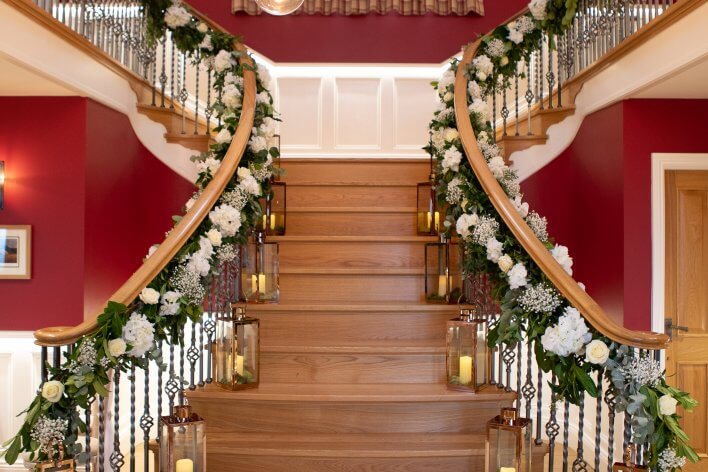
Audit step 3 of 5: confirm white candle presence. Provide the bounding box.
[262,214,267,230]
[499,467,516,472]
[251,273,267,294]
[459,355,473,385]
[270,214,276,230]
[426,211,432,230]
[251,274,257,294]
[235,354,245,376]
[175,459,194,472]
[434,211,440,231]
[437,275,448,297]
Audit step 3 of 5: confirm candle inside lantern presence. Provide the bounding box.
[434,211,440,231]
[251,273,267,294]
[459,355,473,385]
[499,468,516,472]
[175,458,194,472]
[262,214,267,230]
[235,354,245,376]
[270,214,276,230]
[437,274,448,297]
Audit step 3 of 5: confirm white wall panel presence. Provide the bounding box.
[393,78,439,150]
[334,78,382,150]
[276,78,323,149]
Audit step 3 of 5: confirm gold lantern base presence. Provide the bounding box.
[612,446,648,472]
[34,445,75,472]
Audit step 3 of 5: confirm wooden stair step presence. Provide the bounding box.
[287,184,417,209]
[187,383,515,434]
[497,134,548,160]
[279,273,423,303]
[286,212,416,236]
[260,342,445,384]
[288,206,417,213]
[280,267,425,275]
[281,158,429,186]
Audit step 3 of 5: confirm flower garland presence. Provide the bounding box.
[1,0,278,465]
[428,1,699,470]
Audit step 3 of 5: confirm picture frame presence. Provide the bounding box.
[0,225,32,279]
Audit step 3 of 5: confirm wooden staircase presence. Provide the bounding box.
[187,158,524,471]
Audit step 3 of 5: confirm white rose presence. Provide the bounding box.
[108,338,127,357]
[584,340,609,365]
[197,22,208,33]
[444,128,459,142]
[498,254,514,273]
[443,91,454,102]
[456,213,479,240]
[476,71,487,81]
[139,287,160,305]
[442,147,463,173]
[215,129,232,144]
[500,56,509,66]
[659,395,678,416]
[41,380,64,403]
[207,228,222,246]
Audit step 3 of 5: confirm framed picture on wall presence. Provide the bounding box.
[0,225,32,279]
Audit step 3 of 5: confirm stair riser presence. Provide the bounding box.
[188,399,510,434]
[207,455,478,471]
[286,212,416,236]
[260,352,445,384]
[279,274,423,303]
[256,312,453,345]
[288,185,418,209]
[281,160,429,186]
[278,241,425,270]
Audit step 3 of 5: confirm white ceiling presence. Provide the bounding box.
[632,54,708,99]
[0,54,76,96]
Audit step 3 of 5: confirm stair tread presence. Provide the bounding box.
[281,267,425,275]
[288,206,417,213]
[261,340,445,354]
[270,235,444,242]
[246,303,458,313]
[207,432,485,457]
[188,383,514,402]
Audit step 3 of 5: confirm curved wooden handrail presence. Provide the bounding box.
[34,44,256,347]
[454,41,669,350]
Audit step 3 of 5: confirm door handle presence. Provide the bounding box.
[665,317,689,341]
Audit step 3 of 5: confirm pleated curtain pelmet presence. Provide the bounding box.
[232,0,484,15]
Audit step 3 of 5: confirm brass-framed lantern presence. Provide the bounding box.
[215,303,260,390]
[34,445,75,471]
[425,234,461,303]
[446,306,489,392]
[485,407,532,472]
[613,446,648,472]
[417,131,440,235]
[159,403,206,472]
[240,232,279,303]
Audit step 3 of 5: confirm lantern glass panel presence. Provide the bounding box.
[446,313,488,391]
[416,181,439,235]
[425,240,461,303]
[216,306,260,390]
[159,409,206,472]
[241,237,279,303]
[486,410,532,472]
[269,181,286,236]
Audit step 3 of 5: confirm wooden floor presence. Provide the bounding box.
[187,158,528,471]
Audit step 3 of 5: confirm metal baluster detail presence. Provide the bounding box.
[497,341,505,390]
[157,352,164,443]
[180,53,188,134]
[573,394,589,471]
[140,358,153,472]
[194,54,201,135]
[159,37,167,107]
[525,58,534,135]
[98,394,105,472]
[491,81,497,144]
[500,78,509,137]
[535,367,543,444]
[538,37,545,110]
[166,345,179,411]
[53,346,62,369]
[623,408,631,452]
[605,384,618,472]
[522,342,536,419]
[188,321,200,390]
[41,347,48,384]
[129,365,136,472]
[503,344,515,392]
[594,370,604,471]
[109,370,125,472]
[514,69,520,136]
[546,373,560,472]
[204,66,213,135]
[488,313,496,385]
[169,40,176,109]
[563,399,570,472]
[85,395,95,472]
[515,342,522,409]
[179,342,186,404]
[547,47,555,108]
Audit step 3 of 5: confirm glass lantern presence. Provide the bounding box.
[240,232,279,303]
[159,403,206,472]
[485,407,532,472]
[35,445,75,471]
[417,132,440,235]
[613,446,648,472]
[425,234,461,303]
[446,306,489,392]
[215,303,260,390]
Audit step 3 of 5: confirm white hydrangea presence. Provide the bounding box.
[214,128,232,144]
[541,306,592,357]
[471,215,499,245]
[488,155,507,179]
[550,244,573,275]
[222,83,242,109]
[209,204,242,237]
[486,38,506,58]
[507,27,524,44]
[122,312,155,358]
[256,91,271,105]
[438,69,455,92]
[511,195,529,218]
[159,291,182,316]
[468,81,482,99]
[431,128,446,152]
[257,63,273,90]
[249,134,268,153]
[507,262,528,289]
[198,34,213,51]
[442,147,463,173]
[260,116,278,138]
[469,98,491,123]
[529,0,549,20]
[225,72,244,88]
[456,213,479,240]
[486,237,504,263]
[213,50,235,73]
[186,236,214,277]
[164,2,191,29]
[196,157,221,176]
[237,167,261,196]
[472,55,494,81]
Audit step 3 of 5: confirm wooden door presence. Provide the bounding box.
[665,170,708,471]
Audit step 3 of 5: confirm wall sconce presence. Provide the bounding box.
[0,161,5,210]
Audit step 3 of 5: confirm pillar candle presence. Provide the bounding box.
[262,214,267,230]
[235,354,245,376]
[434,211,440,231]
[499,468,516,472]
[270,214,276,230]
[175,459,194,472]
[459,355,473,385]
[437,275,448,297]
[426,211,432,231]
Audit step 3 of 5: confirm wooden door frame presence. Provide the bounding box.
[651,153,708,336]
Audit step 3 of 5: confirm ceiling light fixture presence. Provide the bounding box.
[256,0,304,16]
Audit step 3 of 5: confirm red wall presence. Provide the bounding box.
[522,99,708,330]
[189,0,529,63]
[0,97,193,330]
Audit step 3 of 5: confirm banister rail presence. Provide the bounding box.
[454,39,668,350]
